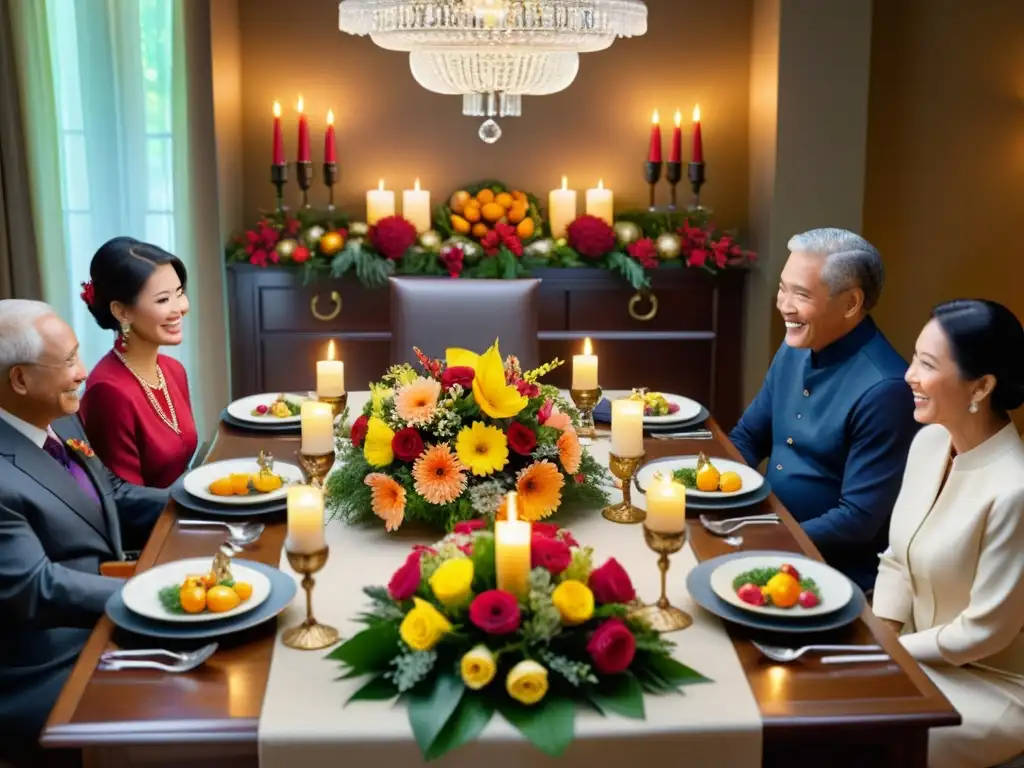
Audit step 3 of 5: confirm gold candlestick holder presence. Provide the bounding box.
[602,451,646,524]
[632,526,692,633]
[318,391,348,420]
[282,547,339,650]
[298,450,335,489]
[570,386,602,444]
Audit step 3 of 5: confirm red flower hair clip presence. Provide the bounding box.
[80,280,95,306]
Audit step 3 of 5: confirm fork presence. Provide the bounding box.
[101,642,218,663]
[752,641,883,663]
[700,513,779,536]
[98,643,218,673]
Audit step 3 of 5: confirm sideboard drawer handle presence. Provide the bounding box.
[310,291,342,322]
[628,291,658,322]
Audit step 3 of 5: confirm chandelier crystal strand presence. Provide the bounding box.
[339,0,647,141]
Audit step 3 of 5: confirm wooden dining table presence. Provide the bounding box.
[41,416,959,768]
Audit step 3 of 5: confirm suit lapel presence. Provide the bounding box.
[0,417,113,547]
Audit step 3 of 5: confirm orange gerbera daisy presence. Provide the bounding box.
[412,443,467,505]
[514,460,564,521]
[364,472,407,531]
[558,427,582,475]
[545,406,572,432]
[394,376,441,425]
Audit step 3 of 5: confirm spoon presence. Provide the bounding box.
[177,520,265,544]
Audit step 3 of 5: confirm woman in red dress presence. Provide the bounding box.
[79,237,198,488]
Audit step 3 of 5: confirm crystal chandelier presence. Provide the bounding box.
[338,0,647,142]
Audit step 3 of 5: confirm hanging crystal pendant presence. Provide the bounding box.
[478,119,502,144]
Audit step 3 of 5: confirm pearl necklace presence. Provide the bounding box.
[113,349,180,435]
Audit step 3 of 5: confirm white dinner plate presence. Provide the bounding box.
[634,455,764,498]
[709,554,853,618]
[121,557,272,623]
[600,390,703,424]
[182,458,303,506]
[226,393,310,424]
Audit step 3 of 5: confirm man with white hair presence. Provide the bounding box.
[0,299,167,762]
[730,228,918,592]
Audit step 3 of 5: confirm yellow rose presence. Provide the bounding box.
[506,659,548,705]
[363,416,395,467]
[429,558,474,607]
[399,597,452,651]
[460,644,497,690]
[551,579,594,625]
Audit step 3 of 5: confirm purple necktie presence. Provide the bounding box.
[44,435,102,506]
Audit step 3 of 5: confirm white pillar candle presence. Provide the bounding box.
[401,178,432,234]
[585,179,614,225]
[366,179,395,225]
[548,175,577,239]
[301,400,335,454]
[286,484,325,554]
[645,474,687,533]
[495,492,531,600]
[610,398,644,457]
[571,336,598,390]
[316,340,345,397]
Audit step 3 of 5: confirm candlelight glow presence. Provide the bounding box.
[297,95,304,114]
[273,101,281,118]
[378,179,385,191]
[652,108,660,124]
[326,109,335,125]
[561,175,568,190]
[507,491,518,523]
[693,104,701,122]
[583,337,592,355]
[326,339,336,360]
[597,179,604,190]
[414,178,421,191]
[674,109,682,127]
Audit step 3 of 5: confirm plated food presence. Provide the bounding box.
[158,552,254,615]
[708,553,853,618]
[182,454,303,507]
[671,452,744,493]
[250,393,303,419]
[208,450,285,496]
[732,562,821,609]
[638,390,681,417]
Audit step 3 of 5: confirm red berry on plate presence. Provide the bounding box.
[668,402,680,413]
[798,590,819,608]
[779,563,801,581]
[737,583,765,606]
[256,404,268,414]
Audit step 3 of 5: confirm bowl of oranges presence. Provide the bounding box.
[439,181,543,245]
[709,554,852,617]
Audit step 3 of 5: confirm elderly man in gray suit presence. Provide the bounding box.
[0,300,167,763]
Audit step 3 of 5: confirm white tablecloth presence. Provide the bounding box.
[257,393,762,767]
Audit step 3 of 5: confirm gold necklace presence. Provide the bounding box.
[113,349,180,435]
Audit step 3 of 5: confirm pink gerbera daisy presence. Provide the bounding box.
[394,376,441,425]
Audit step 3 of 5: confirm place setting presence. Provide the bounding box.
[593,387,710,436]
[634,451,773,510]
[169,450,303,518]
[221,392,309,434]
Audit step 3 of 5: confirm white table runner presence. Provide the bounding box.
[258,396,762,767]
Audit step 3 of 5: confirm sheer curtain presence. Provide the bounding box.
[9,0,229,437]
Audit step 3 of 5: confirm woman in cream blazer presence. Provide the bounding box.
[873,299,1024,768]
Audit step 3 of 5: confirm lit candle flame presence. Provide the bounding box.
[561,175,568,190]
[378,179,385,191]
[297,95,304,114]
[583,337,592,355]
[326,109,334,125]
[414,178,421,191]
[506,491,518,523]
[326,339,336,361]
[674,109,682,127]
[273,101,281,118]
[692,104,701,122]
[597,179,604,190]
[652,109,660,125]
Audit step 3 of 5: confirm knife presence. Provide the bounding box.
[650,430,713,440]
[820,654,891,664]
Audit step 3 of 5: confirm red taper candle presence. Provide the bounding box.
[296,95,310,163]
[647,109,662,163]
[691,104,703,163]
[324,109,337,164]
[670,109,682,164]
[272,101,285,165]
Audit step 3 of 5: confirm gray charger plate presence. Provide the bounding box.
[595,405,710,433]
[634,456,774,510]
[170,476,287,518]
[686,550,866,633]
[106,558,297,639]
[220,409,301,434]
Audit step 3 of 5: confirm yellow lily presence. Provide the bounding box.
[445,346,480,371]
[473,342,527,419]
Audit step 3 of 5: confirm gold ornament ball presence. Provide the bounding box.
[319,230,345,256]
[614,221,642,246]
[275,238,298,259]
[419,230,442,251]
[656,232,682,260]
[304,225,325,247]
[349,221,369,237]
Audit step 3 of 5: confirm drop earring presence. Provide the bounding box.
[969,401,979,414]
[118,322,131,350]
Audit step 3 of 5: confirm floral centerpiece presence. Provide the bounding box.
[328,521,710,759]
[325,341,609,531]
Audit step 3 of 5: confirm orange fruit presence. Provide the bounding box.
[463,204,482,223]
[233,581,253,601]
[230,473,250,495]
[206,585,241,613]
[696,463,720,492]
[449,190,470,214]
[719,471,743,493]
[494,191,514,209]
[179,584,207,614]
[516,218,535,239]
[507,201,527,224]
[199,571,218,589]
[511,190,527,202]
[471,222,490,238]
[763,573,801,608]
[475,188,495,204]
[450,214,471,235]
[251,472,282,493]
[209,477,234,496]
[481,202,504,223]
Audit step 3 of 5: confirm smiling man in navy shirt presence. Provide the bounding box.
[730,228,918,592]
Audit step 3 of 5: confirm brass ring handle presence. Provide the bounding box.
[310,291,342,322]
[628,291,658,322]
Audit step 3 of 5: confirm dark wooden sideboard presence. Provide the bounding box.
[226,264,749,429]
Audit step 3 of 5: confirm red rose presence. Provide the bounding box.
[441,365,475,391]
[627,238,658,269]
[453,519,487,535]
[291,245,311,264]
[532,522,559,538]
[537,399,553,424]
[587,618,636,674]
[531,534,571,575]
[506,422,537,456]
[589,558,636,604]
[566,214,616,259]
[388,551,422,601]
[469,590,521,635]
[516,379,540,397]
[391,427,424,462]
[369,215,417,260]
[349,414,369,447]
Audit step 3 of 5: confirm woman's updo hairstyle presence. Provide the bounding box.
[931,299,1024,414]
[86,237,187,331]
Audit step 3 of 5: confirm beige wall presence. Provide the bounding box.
[236,0,753,222]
